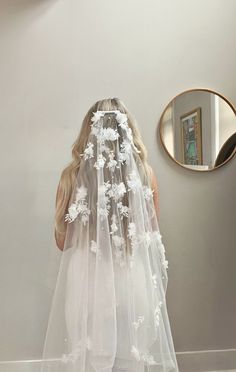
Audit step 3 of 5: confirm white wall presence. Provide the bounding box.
[0,0,235,370]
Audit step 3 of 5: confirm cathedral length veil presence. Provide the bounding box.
[40,107,179,372]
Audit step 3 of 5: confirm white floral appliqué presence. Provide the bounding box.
[112,234,126,267]
[154,301,163,328]
[133,315,144,331]
[127,222,136,241]
[131,346,157,366]
[90,240,101,259]
[65,185,90,225]
[94,153,106,170]
[117,139,131,164]
[115,111,128,129]
[106,151,118,172]
[96,127,120,144]
[110,213,118,235]
[91,111,104,124]
[81,142,94,160]
[128,222,138,268]
[152,273,157,288]
[117,202,130,219]
[97,183,111,219]
[127,171,142,192]
[115,111,141,154]
[106,181,126,201]
[142,185,154,201]
[61,337,92,364]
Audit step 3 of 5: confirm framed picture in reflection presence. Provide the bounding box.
[180,107,202,165]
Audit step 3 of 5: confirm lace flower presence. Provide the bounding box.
[61,340,81,363]
[117,202,130,219]
[133,315,144,331]
[117,150,129,164]
[143,186,154,201]
[91,111,104,124]
[103,127,120,141]
[100,143,110,154]
[106,182,126,201]
[152,273,157,288]
[142,352,158,365]
[61,337,92,364]
[110,214,118,234]
[159,243,169,269]
[65,203,78,222]
[151,230,162,244]
[120,139,132,154]
[130,346,157,366]
[151,231,168,270]
[97,184,111,219]
[94,154,106,169]
[144,231,151,246]
[154,301,163,328]
[90,240,101,259]
[81,142,94,160]
[106,152,118,172]
[131,346,141,362]
[116,111,128,129]
[65,186,90,225]
[127,171,142,192]
[128,222,136,240]
[75,185,87,201]
[117,139,131,164]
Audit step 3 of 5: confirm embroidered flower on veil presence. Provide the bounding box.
[106,182,126,201]
[143,185,154,200]
[61,337,92,364]
[106,151,118,172]
[133,315,144,331]
[65,185,91,224]
[96,127,120,143]
[117,202,130,219]
[115,111,128,128]
[91,111,104,124]
[97,184,111,219]
[131,346,157,366]
[94,153,106,169]
[90,240,102,259]
[127,171,142,192]
[151,231,169,270]
[81,142,94,160]
[110,214,118,234]
[154,301,163,328]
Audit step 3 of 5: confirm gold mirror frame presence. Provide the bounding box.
[158,88,236,172]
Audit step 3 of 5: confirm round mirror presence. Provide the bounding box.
[159,88,236,171]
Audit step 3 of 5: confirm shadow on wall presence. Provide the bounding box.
[0,0,58,27]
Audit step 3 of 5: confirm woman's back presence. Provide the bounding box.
[40,99,179,372]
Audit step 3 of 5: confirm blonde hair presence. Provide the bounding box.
[55,97,152,236]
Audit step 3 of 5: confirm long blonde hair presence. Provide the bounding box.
[55,97,152,235]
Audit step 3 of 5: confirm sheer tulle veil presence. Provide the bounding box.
[40,99,179,372]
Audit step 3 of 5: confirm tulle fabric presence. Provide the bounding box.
[40,111,179,372]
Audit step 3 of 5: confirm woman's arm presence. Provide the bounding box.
[54,229,65,251]
[150,168,160,222]
[54,182,66,251]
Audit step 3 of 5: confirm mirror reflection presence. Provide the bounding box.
[159,89,236,171]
